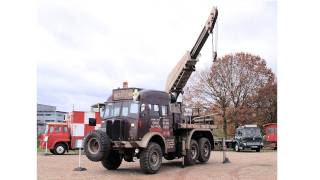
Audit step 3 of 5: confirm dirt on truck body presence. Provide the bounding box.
[83,6,218,174]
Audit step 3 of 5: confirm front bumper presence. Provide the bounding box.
[240,143,263,150]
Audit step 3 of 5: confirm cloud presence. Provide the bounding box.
[37,0,276,111]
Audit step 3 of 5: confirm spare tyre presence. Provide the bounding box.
[84,130,111,162]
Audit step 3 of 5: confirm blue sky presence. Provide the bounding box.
[37,0,276,111]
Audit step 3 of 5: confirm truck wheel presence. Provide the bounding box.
[184,139,199,166]
[101,150,122,170]
[84,130,111,162]
[54,143,67,155]
[235,143,240,152]
[255,148,261,152]
[49,149,56,154]
[198,138,211,163]
[140,142,162,174]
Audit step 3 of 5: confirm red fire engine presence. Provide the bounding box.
[39,106,103,155]
[263,123,277,150]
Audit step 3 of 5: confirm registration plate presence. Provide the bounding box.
[247,142,260,146]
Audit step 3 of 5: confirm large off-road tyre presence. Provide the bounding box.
[49,149,56,154]
[184,139,199,166]
[84,130,111,162]
[101,150,122,170]
[140,142,163,174]
[54,143,67,155]
[198,138,211,163]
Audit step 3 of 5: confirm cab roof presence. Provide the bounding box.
[237,124,258,129]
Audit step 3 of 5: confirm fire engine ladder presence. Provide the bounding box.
[165,7,218,102]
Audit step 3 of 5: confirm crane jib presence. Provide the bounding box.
[191,7,218,59]
[165,7,218,101]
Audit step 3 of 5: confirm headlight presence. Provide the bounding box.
[131,123,135,128]
[261,142,264,146]
[243,142,247,146]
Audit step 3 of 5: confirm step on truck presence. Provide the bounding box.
[83,6,218,174]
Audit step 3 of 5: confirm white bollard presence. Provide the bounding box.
[74,139,87,171]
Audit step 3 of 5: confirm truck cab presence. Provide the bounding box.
[234,125,264,152]
[39,123,70,155]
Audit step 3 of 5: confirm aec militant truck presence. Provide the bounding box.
[83,6,218,174]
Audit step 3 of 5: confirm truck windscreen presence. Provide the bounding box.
[243,128,261,137]
[103,101,139,119]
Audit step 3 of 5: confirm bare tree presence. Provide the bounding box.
[225,53,274,128]
[183,52,275,138]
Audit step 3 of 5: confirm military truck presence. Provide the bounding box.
[83,6,218,174]
[214,125,264,152]
[234,125,264,152]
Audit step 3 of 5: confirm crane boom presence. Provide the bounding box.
[165,7,218,101]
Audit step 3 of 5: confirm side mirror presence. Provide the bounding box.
[89,118,96,126]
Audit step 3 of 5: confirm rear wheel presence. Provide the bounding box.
[184,139,199,165]
[101,150,122,170]
[140,142,163,174]
[198,138,211,163]
[255,148,261,152]
[54,143,67,155]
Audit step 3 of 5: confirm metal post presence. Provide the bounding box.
[222,138,230,163]
[181,139,185,168]
[78,147,81,168]
[44,136,49,156]
[74,140,87,171]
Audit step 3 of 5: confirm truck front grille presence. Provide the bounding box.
[106,119,130,141]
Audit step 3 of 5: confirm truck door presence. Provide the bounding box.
[58,126,70,141]
[149,104,162,133]
[160,104,175,152]
[160,105,171,138]
[235,129,242,143]
[47,126,57,149]
[138,103,151,138]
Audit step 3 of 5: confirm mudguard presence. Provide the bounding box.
[136,132,167,153]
